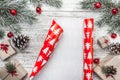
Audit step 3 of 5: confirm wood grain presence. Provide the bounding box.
[1,0,119,80]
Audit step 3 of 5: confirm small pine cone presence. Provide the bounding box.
[102,66,117,76]
[12,35,30,50]
[109,43,120,55]
[107,66,117,75]
[106,67,112,73]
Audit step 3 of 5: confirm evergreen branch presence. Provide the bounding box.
[0,0,37,35]
[0,30,5,39]
[5,62,16,73]
[80,0,96,10]
[44,0,62,8]
[81,0,120,34]
[30,0,42,6]
[30,0,62,8]
[80,0,114,11]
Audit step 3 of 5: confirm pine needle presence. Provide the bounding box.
[5,62,16,73]
[81,0,120,33]
[0,0,37,34]
[30,0,62,8]
[0,30,5,39]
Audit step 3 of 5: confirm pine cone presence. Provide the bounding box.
[12,35,30,50]
[102,66,117,76]
[107,66,116,75]
[109,43,120,55]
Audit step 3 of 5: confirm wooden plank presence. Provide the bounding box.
[0,0,116,80]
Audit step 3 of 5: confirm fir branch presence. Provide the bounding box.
[0,30,5,39]
[30,0,42,6]
[80,0,114,11]
[30,0,62,8]
[5,62,16,73]
[81,0,120,34]
[44,0,62,8]
[0,0,37,34]
[10,25,21,34]
[101,66,108,74]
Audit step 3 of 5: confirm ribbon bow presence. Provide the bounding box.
[8,70,18,77]
[0,44,9,53]
[104,39,108,44]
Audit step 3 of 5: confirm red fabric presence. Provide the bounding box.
[8,70,18,77]
[29,20,63,80]
[83,18,94,80]
[0,44,9,53]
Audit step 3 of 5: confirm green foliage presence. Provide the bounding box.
[81,0,113,11]
[101,66,108,74]
[0,0,37,34]
[45,0,62,8]
[0,0,62,38]
[0,30,5,39]
[81,0,120,33]
[5,62,16,73]
[30,0,62,8]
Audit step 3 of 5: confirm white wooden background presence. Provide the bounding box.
[1,0,120,80]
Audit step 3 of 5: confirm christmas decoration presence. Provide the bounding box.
[0,30,5,39]
[10,9,17,16]
[80,0,120,33]
[7,32,14,38]
[94,58,100,64]
[29,20,63,80]
[12,35,30,50]
[94,2,101,9]
[102,66,117,78]
[112,8,118,15]
[0,40,16,60]
[0,0,36,36]
[30,0,62,8]
[0,59,27,80]
[97,36,110,48]
[94,55,120,80]
[0,44,9,53]
[108,43,120,55]
[36,7,42,14]
[5,62,17,77]
[111,33,117,39]
[83,18,94,80]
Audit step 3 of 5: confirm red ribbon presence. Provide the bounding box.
[104,39,108,44]
[0,44,9,53]
[106,75,116,80]
[8,70,18,77]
